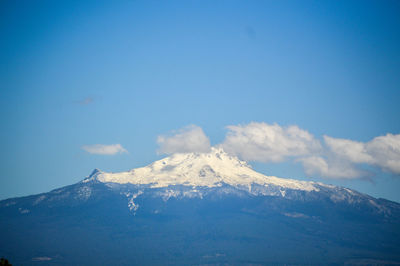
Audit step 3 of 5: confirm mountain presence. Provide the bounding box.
[1,148,400,265]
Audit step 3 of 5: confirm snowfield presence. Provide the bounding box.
[88,147,320,192]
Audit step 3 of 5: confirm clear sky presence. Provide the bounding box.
[1,0,400,202]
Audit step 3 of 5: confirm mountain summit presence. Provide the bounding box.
[1,149,400,265]
[87,147,318,191]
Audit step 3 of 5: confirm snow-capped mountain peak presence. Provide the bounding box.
[90,147,318,191]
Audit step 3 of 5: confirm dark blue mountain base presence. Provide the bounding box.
[1,180,400,265]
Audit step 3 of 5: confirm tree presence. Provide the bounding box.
[0,258,11,266]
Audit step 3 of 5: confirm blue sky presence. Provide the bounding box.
[1,0,400,201]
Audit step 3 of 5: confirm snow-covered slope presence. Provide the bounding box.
[85,147,321,192]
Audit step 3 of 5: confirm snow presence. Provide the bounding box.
[158,189,183,201]
[75,186,92,201]
[92,147,320,192]
[18,208,30,214]
[127,191,143,213]
[33,195,46,205]
[32,257,52,262]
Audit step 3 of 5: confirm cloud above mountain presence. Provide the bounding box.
[156,123,400,179]
[323,134,400,175]
[157,125,211,154]
[298,156,367,179]
[221,122,321,162]
[220,122,400,179]
[82,144,128,155]
[296,134,400,178]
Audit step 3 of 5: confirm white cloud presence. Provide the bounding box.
[82,144,128,155]
[324,136,374,164]
[219,122,400,179]
[324,134,400,175]
[299,156,366,179]
[157,125,211,154]
[221,122,321,162]
[366,133,400,174]
[298,134,400,179]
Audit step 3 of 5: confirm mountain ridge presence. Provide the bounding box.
[1,148,400,265]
